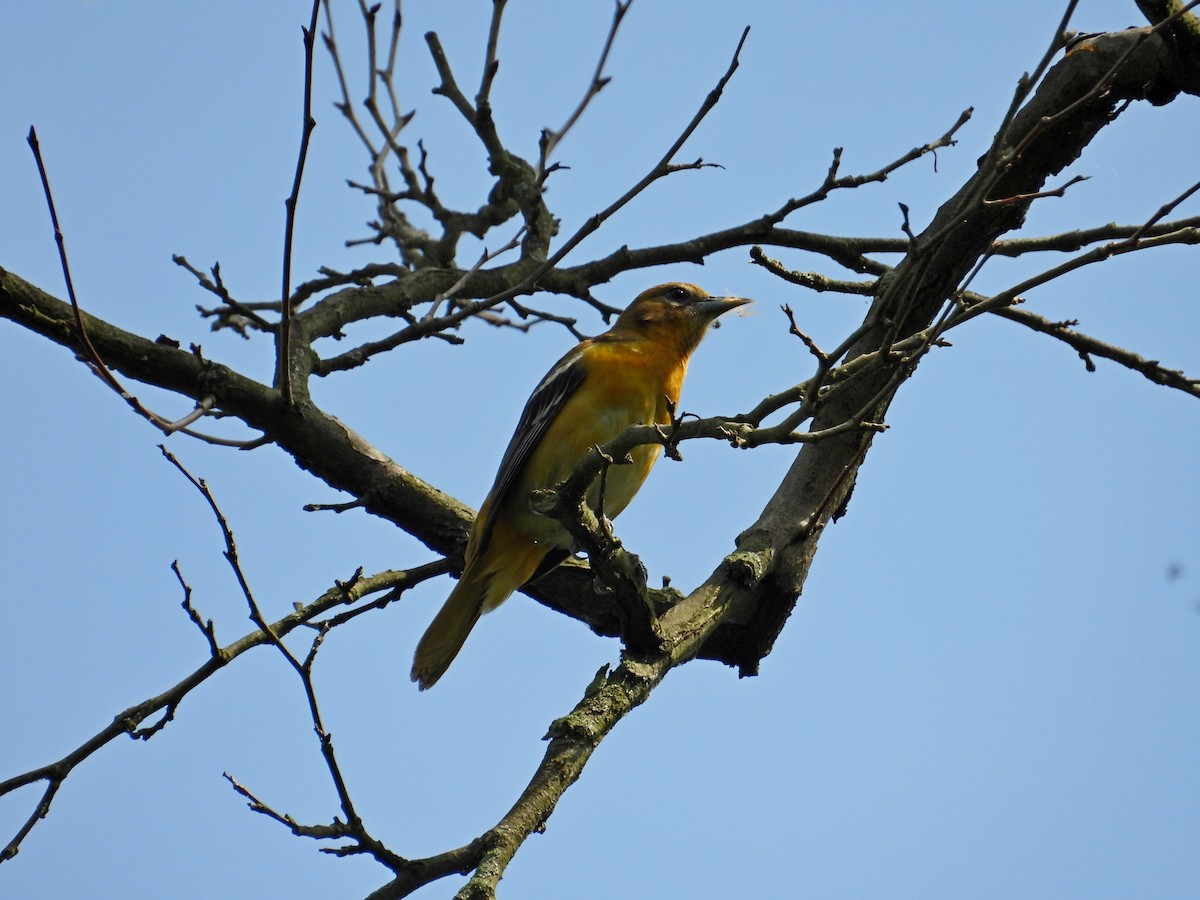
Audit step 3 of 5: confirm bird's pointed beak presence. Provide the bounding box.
[696,295,751,320]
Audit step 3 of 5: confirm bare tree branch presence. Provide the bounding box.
[992,305,1200,394]
[4,4,1200,892]
[991,215,1200,255]
[536,1,633,179]
[762,106,974,227]
[0,529,447,863]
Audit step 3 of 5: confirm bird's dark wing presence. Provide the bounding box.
[472,343,589,556]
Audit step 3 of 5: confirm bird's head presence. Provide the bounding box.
[613,282,750,354]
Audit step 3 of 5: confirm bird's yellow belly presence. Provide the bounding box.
[506,391,663,547]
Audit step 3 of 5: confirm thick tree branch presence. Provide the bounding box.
[0,267,473,553]
[6,7,1200,892]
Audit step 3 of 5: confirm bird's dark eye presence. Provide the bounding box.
[665,285,688,302]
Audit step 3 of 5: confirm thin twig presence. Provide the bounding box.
[160,444,416,869]
[1127,176,1200,243]
[26,128,256,446]
[477,0,507,108]
[991,215,1200,255]
[762,107,974,226]
[172,560,219,657]
[992,305,1200,395]
[750,246,877,295]
[28,128,154,410]
[982,173,1089,206]
[780,304,831,364]
[173,256,273,332]
[537,1,633,179]
[279,0,323,405]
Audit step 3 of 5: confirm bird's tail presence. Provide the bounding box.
[411,568,489,690]
[411,530,545,690]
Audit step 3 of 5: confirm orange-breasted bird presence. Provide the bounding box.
[411,282,749,689]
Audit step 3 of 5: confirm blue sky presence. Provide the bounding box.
[3,2,1199,898]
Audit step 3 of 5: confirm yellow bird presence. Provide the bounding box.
[412,282,748,689]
